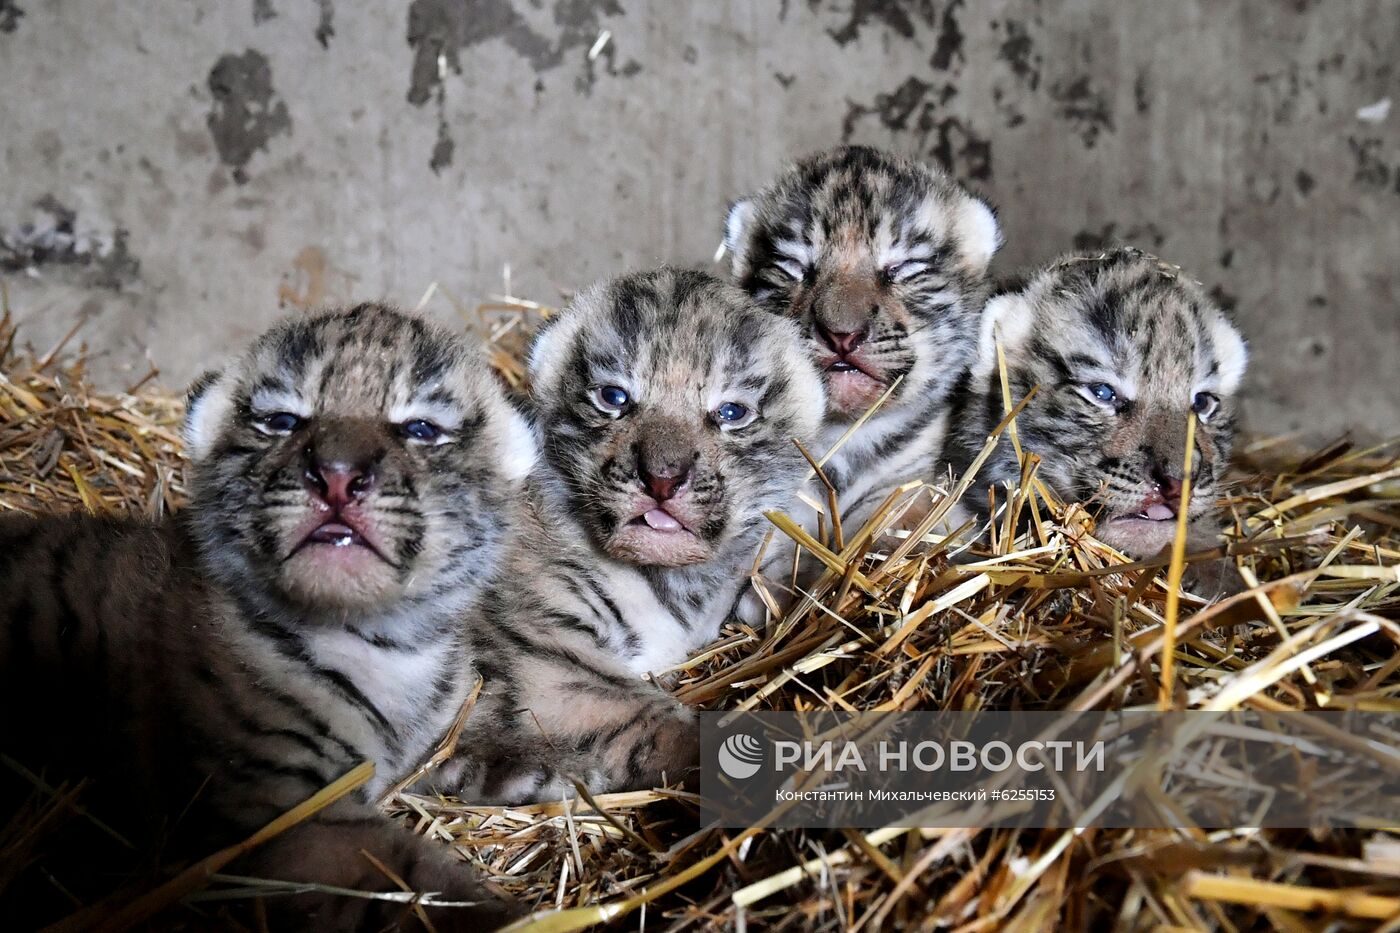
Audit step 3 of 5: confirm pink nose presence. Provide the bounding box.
[640,466,687,502]
[817,322,868,356]
[305,463,374,507]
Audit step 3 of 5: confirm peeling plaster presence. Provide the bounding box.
[206,50,293,184]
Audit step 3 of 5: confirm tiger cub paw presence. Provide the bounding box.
[643,709,701,791]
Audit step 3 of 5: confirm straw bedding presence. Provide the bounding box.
[3,293,1400,932]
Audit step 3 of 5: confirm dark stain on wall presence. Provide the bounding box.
[1349,137,1394,191]
[0,196,140,289]
[929,117,992,182]
[1049,75,1114,148]
[1072,222,1166,252]
[842,76,992,183]
[995,19,1040,90]
[1251,61,1340,126]
[824,0,930,46]
[987,16,1042,128]
[406,0,632,168]
[577,38,642,95]
[0,0,23,33]
[842,76,937,136]
[1133,68,1150,114]
[821,0,963,70]
[406,0,627,105]
[820,0,995,181]
[928,0,965,71]
[990,86,1023,128]
[430,118,454,173]
[253,1,334,46]
[206,50,293,184]
[314,0,334,47]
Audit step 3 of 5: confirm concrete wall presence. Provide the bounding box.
[1,0,1396,438]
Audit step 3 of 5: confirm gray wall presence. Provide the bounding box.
[2,1,1397,438]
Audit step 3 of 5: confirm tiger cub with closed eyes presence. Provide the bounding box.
[945,248,1248,588]
[427,268,825,803]
[723,145,1003,619]
[0,304,532,930]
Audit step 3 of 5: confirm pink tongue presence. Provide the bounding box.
[642,508,683,531]
[1145,503,1176,521]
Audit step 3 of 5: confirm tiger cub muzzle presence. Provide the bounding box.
[599,414,721,567]
[228,415,443,611]
[724,146,1002,424]
[187,301,536,624]
[960,247,1248,565]
[274,418,410,595]
[528,268,826,573]
[800,263,916,416]
[1089,403,1225,558]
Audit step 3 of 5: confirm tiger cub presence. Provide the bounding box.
[0,304,533,930]
[428,268,825,803]
[945,248,1248,588]
[723,145,1003,618]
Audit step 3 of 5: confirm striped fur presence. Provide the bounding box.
[0,304,531,929]
[946,248,1248,572]
[429,269,825,803]
[724,145,1002,617]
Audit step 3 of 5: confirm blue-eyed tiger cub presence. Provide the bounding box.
[428,268,826,803]
[0,304,533,930]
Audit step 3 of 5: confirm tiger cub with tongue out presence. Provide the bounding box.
[429,268,825,803]
[945,248,1248,590]
[722,145,1003,618]
[0,304,531,930]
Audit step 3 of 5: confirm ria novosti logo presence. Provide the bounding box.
[717,733,764,779]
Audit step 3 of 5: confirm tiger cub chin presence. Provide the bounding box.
[427,268,825,804]
[0,304,534,930]
[724,145,1003,619]
[946,248,1249,593]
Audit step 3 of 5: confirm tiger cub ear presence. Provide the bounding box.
[493,402,539,483]
[184,367,237,462]
[951,196,1003,276]
[723,198,758,275]
[526,281,600,398]
[972,292,1035,381]
[1210,316,1249,395]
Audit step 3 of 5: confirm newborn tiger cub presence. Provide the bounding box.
[723,145,1002,618]
[0,305,532,930]
[946,248,1248,592]
[430,268,824,803]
